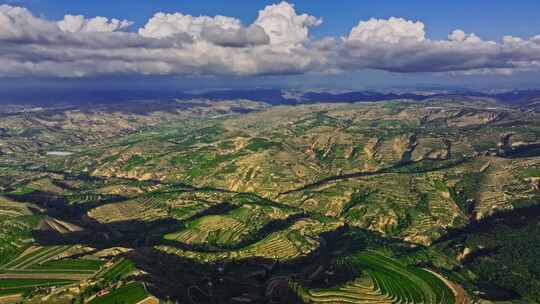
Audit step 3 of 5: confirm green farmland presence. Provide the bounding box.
[88,282,150,304]
[295,252,455,304]
[0,278,76,297]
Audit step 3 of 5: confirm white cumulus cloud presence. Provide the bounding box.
[254,1,322,45]
[347,17,425,43]
[58,15,133,33]
[0,5,56,41]
[139,13,242,39]
[0,3,539,78]
[139,12,268,47]
[448,29,482,43]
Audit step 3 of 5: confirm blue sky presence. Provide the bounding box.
[1,0,540,91]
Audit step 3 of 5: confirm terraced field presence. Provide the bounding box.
[87,196,169,225]
[158,218,343,262]
[165,215,247,246]
[236,218,343,260]
[0,243,146,302]
[0,245,106,299]
[298,276,391,303]
[25,179,65,195]
[0,197,39,267]
[0,246,104,277]
[164,204,297,248]
[96,258,136,283]
[295,252,455,304]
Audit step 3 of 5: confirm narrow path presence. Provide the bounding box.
[423,268,470,304]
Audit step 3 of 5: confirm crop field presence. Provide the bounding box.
[281,174,449,244]
[164,204,297,248]
[0,245,103,277]
[0,197,40,267]
[88,282,150,304]
[297,276,391,303]
[25,178,64,195]
[0,245,105,298]
[158,217,343,262]
[1,246,73,270]
[96,258,136,283]
[348,252,454,303]
[31,259,103,272]
[295,252,455,304]
[0,278,76,297]
[87,196,169,225]
[65,193,109,205]
[165,215,247,246]
[39,218,83,235]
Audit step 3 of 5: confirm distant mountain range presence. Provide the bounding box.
[182,88,540,105]
[2,87,540,106]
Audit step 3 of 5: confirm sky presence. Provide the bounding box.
[1,0,540,91]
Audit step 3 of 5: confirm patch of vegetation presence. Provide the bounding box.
[388,213,412,236]
[218,140,236,149]
[19,128,42,138]
[0,214,41,267]
[433,179,448,192]
[417,193,431,214]
[342,189,372,216]
[171,149,243,178]
[473,140,497,152]
[523,167,540,178]
[99,259,136,284]
[346,208,366,221]
[176,125,224,147]
[245,138,281,152]
[88,282,149,304]
[0,278,75,297]
[8,186,36,196]
[34,258,104,272]
[449,171,484,214]
[372,119,402,129]
[457,210,540,302]
[122,155,147,171]
[383,101,405,113]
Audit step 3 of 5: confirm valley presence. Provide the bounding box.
[2,95,540,303]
